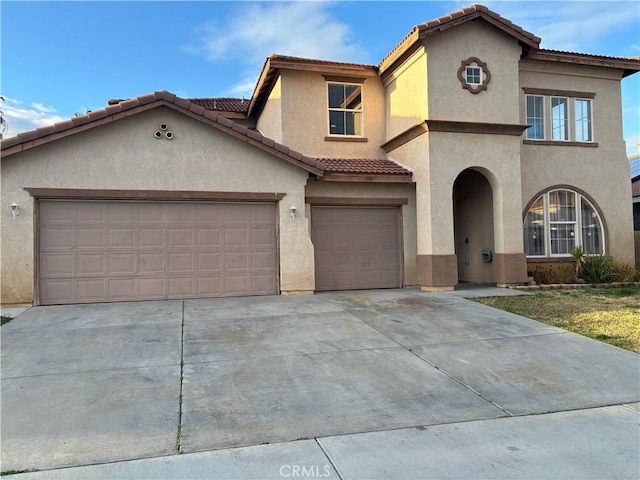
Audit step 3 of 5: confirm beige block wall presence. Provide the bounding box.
[425,21,522,124]
[305,181,418,286]
[279,70,387,159]
[256,76,283,143]
[384,49,428,140]
[519,63,634,264]
[1,108,315,305]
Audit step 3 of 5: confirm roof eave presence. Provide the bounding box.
[524,50,640,77]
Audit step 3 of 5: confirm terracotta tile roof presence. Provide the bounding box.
[380,4,540,74]
[0,90,324,176]
[248,54,378,118]
[316,158,412,176]
[633,177,640,197]
[190,98,250,113]
[525,49,640,77]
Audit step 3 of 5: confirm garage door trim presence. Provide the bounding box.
[25,187,286,202]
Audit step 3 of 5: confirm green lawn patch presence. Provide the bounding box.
[474,287,640,353]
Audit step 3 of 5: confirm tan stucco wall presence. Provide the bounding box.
[425,21,522,124]
[279,70,387,159]
[256,76,283,143]
[1,107,315,305]
[390,131,524,258]
[305,181,418,286]
[384,49,428,140]
[519,62,634,264]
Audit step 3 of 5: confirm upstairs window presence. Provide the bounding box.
[551,97,569,141]
[575,99,593,142]
[525,95,544,140]
[465,66,482,86]
[523,188,604,257]
[328,83,362,136]
[523,89,595,143]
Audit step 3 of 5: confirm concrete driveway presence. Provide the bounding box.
[1,288,639,478]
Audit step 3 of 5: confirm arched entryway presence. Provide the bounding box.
[453,168,495,284]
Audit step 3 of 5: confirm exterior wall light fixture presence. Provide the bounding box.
[290,206,297,219]
[10,202,19,218]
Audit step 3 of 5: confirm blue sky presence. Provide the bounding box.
[2,1,639,155]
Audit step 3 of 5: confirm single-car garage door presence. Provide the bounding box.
[38,200,278,305]
[312,206,402,291]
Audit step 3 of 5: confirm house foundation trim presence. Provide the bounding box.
[416,254,458,291]
[493,253,529,286]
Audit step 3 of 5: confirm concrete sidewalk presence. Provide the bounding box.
[10,404,640,479]
[2,288,639,479]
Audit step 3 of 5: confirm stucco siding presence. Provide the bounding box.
[384,49,428,140]
[280,70,386,159]
[256,76,283,143]
[1,108,314,304]
[305,181,417,286]
[519,63,634,264]
[425,21,522,124]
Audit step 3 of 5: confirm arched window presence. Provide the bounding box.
[523,189,605,257]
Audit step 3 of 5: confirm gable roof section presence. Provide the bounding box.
[248,54,378,119]
[379,4,541,75]
[0,90,324,176]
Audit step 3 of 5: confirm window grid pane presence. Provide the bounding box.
[328,83,362,136]
[523,197,545,256]
[551,97,568,140]
[581,198,603,254]
[526,96,544,140]
[466,67,481,85]
[575,99,592,142]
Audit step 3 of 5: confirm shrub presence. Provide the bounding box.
[612,263,639,282]
[581,255,617,284]
[529,263,575,284]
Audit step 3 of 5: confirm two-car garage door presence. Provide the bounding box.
[38,200,278,305]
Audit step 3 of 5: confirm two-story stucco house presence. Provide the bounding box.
[2,4,639,306]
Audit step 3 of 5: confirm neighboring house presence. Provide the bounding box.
[2,4,639,306]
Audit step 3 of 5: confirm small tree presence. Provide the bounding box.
[570,245,585,279]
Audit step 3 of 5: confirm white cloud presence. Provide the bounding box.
[1,97,67,138]
[186,2,366,96]
[477,1,639,53]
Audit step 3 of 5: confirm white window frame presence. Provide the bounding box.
[550,96,569,141]
[327,82,363,137]
[523,189,605,258]
[574,98,593,143]
[465,66,482,86]
[525,95,545,140]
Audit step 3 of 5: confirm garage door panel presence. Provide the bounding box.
[76,278,106,301]
[139,253,165,273]
[197,228,221,247]
[107,204,136,222]
[39,200,277,304]
[138,278,165,298]
[312,206,401,292]
[40,253,75,276]
[76,228,105,248]
[168,253,194,273]
[40,228,74,250]
[77,254,105,275]
[139,228,164,247]
[108,228,135,248]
